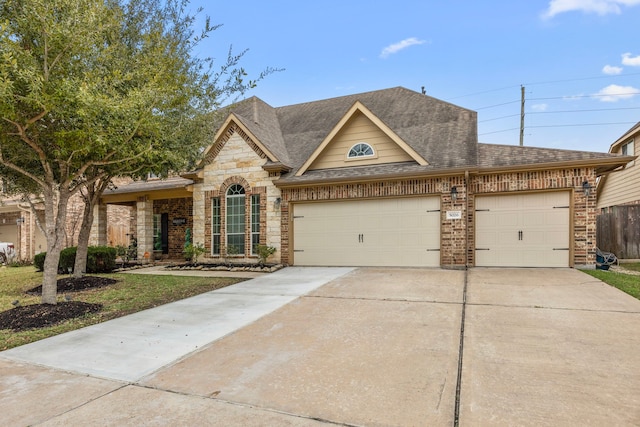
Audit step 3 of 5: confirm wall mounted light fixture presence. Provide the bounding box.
[274,197,282,209]
[582,181,592,197]
[450,186,458,203]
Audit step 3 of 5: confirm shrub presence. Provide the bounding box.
[255,244,277,266]
[183,242,206,263]
[127,236,138,260]
[32,246,117,274]
[59,247,77,273]
[87,246,117,273]
[34,252,46,271]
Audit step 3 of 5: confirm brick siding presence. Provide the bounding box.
[280,167,598,267]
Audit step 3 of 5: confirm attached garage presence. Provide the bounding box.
[292,197,441,267]
[475,192,571,267]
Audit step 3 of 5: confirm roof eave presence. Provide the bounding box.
[262,162,292,174]
[477,157,635,176]
[275,166,475,189]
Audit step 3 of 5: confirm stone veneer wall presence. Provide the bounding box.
[279,167,598,267]
[196,128,282,263]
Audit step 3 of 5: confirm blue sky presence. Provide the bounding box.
[192,0,640,153]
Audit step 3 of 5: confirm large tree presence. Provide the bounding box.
[0,0,275,303]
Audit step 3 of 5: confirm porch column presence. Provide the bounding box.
[137,196,153,261]
[89,203,108,246]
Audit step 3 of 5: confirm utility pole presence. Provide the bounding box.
[519,85,525,146]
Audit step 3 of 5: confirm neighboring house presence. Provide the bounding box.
[596,121,639,211]
[595,122,640,259]
[0,196,46,261]
[95,87,630,268]
[0,181,133,262]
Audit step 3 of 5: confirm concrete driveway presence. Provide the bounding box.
[1,267,639,426]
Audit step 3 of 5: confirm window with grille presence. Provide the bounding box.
[251,194,260,254]
[348,142,374,158]
[226,184,245,255]
[211,197,221,255]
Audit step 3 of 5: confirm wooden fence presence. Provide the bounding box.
[596,205,640,259]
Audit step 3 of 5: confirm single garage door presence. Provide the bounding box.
[293,197,440,267]
[0,224,17,244]
[475,192,570,267]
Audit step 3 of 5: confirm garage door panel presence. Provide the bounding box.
[476,192,570,267]
[0,225,17,244]
[293,197,440,267]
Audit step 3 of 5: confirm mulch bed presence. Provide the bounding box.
[0,276,114,332]
[26,275,118,294]
[0,301,102,332]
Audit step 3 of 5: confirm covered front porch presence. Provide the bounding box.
[94,177,194,261]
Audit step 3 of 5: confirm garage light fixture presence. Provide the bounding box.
[274,197,282,209]
[582,181,592,197]
[450,186,458,203]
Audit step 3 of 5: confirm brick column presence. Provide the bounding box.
[89,203,108,246]
[137,196,153,261]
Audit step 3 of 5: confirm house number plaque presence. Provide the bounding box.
[446,211,462,220]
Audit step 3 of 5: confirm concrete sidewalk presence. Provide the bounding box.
[0,267,353,382]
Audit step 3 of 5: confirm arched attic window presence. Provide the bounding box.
[347,142,375,158]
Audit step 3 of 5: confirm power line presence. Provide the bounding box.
[523,72,640,87]
[529,92,640,101]
[447,71,640,101]
[446,85,521,100]
[479,121,638,136]
[527,122,638,129]
[480,106,640,123]
[474,100,520,110]
[528,106,640,115]
[479,114,520,123]
[479,128,520,136]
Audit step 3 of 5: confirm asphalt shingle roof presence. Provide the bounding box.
[230,87,478,174]
[477,143,621,168]
[106,87,630,195]
[225,86,626,184]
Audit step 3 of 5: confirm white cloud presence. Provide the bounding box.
[542,0,640,19]
[602,64,623,74]
[380,37,427,59]
[622,52,640,66]
[531,103,548,112]
[593,84,639,102]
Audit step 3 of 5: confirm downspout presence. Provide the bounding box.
[464,170,470,269]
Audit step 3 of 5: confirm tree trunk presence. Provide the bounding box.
[41,186,71,305]
[73,194,95,278]
[73,179,110,278]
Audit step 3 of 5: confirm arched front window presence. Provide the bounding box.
[226,184,245,254]
[348,142,375,158]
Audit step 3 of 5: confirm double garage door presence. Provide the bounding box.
[475,192,571,267]
[292,197,440,267]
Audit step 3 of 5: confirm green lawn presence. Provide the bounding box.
[0,266,245,350]
[619,262,640,272]
[582,266,640,300]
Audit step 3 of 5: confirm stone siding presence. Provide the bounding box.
[196,127,282,263]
